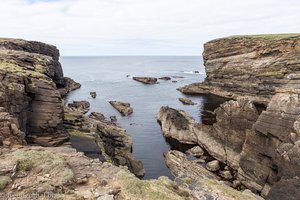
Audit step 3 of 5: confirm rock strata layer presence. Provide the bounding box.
[179,34,300,101]
[0,38,80,146]
[159,34,300,197]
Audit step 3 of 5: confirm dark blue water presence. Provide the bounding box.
[60,56,205,179]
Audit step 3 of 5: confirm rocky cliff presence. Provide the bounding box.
[159,34,300,199]
[0,38,80,147]
[179,34,300,102]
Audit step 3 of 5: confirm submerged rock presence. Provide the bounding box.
[158,77,171,81]
[109,101,133,116]
[178,97,196,105]
[110,116,117,122]
[133,77,158,84]
[90,91,97,98]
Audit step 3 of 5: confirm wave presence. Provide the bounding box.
[182,70,202,74]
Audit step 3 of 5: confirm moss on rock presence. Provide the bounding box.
[0,176,12,190]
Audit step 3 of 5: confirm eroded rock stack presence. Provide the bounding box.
[159,34,300,198]
[0,38,80,146]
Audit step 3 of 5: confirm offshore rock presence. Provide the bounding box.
[133,76,158,84]
[178,97,196,105]
[64,108,145,178]
[109,101,133,116]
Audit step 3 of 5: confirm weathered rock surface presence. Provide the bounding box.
[133,77,158,84]
[186,146,204,157]
[109,101,133,116]
[163,34,300,197]
[206,160,220,172]
[0,146,194,200]
[0,111,26,147]
[64,108,145,178]
[178,97,196,105]
[179,34,300,101]
[68,100,90,114]
[0,38,80,146]
[165,150,263,200]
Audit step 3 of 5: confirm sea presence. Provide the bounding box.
[61,56,206,179]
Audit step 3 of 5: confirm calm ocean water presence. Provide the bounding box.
[60,56,205,179]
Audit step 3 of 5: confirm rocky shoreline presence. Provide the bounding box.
[1,34,299,199]
[158,34,300,199]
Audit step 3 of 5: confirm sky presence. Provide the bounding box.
[0,0,299,56]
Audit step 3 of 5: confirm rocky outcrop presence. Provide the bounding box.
[133,77,158,84]
[68,100,90,114]
[165,150,263,200]
[0,111,26,147]
[179,34,300,101]
[64,107,145,178]
[161,34,300,197]
[0,38,79,146]
[0,146,194,200]
[109,101,133,116]
[178,97,196,105]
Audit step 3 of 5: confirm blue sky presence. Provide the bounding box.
[0,0,299,56]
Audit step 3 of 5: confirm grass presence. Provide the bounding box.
[12,149,74,186]
[203,178,258,200]
[0,176,12,190]
[259,71,285,78]
[67,128,94,139]
[226,33,300,40]
[117,170,190,200]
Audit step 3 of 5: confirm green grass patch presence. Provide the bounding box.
[12,149,74,186]
[226,33,300,40]
[117,170,189,200]
[0,176,12,190]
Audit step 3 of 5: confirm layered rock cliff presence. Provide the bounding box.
[0,38,80,146]
[179,34,300,102]
[159,34,300,198]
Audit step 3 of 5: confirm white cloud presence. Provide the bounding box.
[0,0,299,55]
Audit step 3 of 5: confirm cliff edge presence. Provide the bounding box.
[158,34,300,199]
[0,38,80,146]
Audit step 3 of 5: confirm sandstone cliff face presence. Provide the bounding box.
[179,34,300,101]
[160,34,300,197]
[0,38,79,146]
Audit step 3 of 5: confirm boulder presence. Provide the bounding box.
[178,97,196,105]
[133,77,157,84]
[186,146,204,157]
[206,160,220,172]
[164,150,262,200]
[109,101,133,116]
[220,170,233,180]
